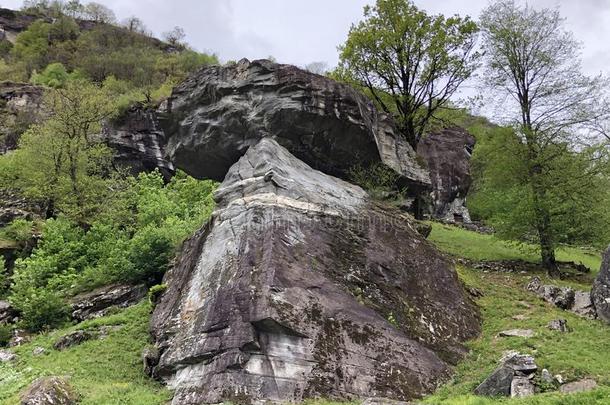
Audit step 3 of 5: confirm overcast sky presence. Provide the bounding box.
[2,0,609,75]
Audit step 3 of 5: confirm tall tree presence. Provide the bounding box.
[479,0,609,275]
[336,0,480,149]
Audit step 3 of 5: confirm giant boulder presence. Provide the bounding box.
[592,245,610,323]
[161,58,430,192]
[417,127,476,222]
[150,138,480,404]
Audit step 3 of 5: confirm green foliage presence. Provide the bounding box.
[0,219,34,246]
[0,302,171,404]
[0,324,11,347]
[8,170,216,328]
[468,126,610,250]
[30,62,82,88]
[10,287,70,332]
[148,283,167,305]
[348,163,404,200]
[337,0,480,148]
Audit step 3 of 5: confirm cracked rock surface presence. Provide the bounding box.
[150,138,480,404]
[161,58,430,192]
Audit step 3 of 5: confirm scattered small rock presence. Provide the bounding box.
[20,376,78,405]
[512,314,529,321]
[0,300,16,324]
[560,378,598,394]
[32,347,46,356]
[527,277,597,319]
[555,374,564,384]
[53,330,94,351]
[0,349,16,362]
[547,319,570,332]
[511,376,535,398]
[9,330,31,347]
[498,329,535,338]
[541,369,554,384]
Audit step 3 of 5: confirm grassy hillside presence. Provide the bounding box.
[1,223,608,404]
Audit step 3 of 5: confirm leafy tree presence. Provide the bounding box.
[337,0,480,149]
[83,2,116,23]
[163,26,186,47]
[12,80,116,221]
[11,20,52,74]
[478,0,609,275]
[31,62,69,87]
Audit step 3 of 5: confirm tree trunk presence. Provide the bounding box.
[531,175,560,277]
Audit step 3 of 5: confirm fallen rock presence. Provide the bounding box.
[0,348,16,362]
[474,366,514,397]
[592,245,610,323]
[475,353,537,398]
[559,378,598,394]
[32,347,46,356]
[547,319,570,332]
[20,376,78,405]
[498,329,535,338]
[416,127,475,222]
[70,284,147,322]
[511,314,529,321]
[572,291,596,319]
[53,330,94,351]
[8,329,31,347]
[541,369,554,384]
[162,58,431,192]
[527,277,596,319]
[511,376,535,398]
[150,138,479,404]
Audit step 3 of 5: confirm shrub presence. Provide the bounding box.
[148,283,167,306]
[348,163,404,200]
[11,287,70,332]
[0,324,11,347]
[1,219,34,245]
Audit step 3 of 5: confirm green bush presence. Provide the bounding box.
[0,324,11,347]
[348,163,404,200]
[1,219,34,245]
[11,287,70,332]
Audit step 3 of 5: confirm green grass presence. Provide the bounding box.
[422,223,610,405]
[0,302,170,405]
[428,222,602,274]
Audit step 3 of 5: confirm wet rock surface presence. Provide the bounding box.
[417,127,475,222]
[150,138,479,404]
[70,283,147,322]
[592,245,610,323]
[101,105,174,179]
[161,58,430,191]
[20,376,78,405]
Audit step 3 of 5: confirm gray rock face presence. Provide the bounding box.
[0,300,16,324]
[0,82,44,154]
[101,105,174,180]
[417,127,475,222]
[161,58,430,191]
[0,349,16,362]
[20,376,78,405]
[70,283,147,322]
[475,352,537,398]
[559,378,597,394]
[527,277,596,319]
[592,245,610,323]
[150,138,479,404]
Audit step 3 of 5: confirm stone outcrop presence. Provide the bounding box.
[0,300,16,324]
[161,58,430,193]
[20,376,78,405]
[53,330,94,351]
[0,82,44,154]
[101,105,174,179]
[70,283,147,322]
[417,127,475,222]
[592,245,610,323]
[475,352,537,398]
[527,277,596,319]
[150,138,479,404]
